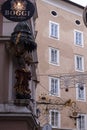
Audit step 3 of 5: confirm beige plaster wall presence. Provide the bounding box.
[36,0,87,129]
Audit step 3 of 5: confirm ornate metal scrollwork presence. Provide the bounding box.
[68,101,81,125]
[37,93,81,125]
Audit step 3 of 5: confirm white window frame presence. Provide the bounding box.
[74,29,83,47]
[49,47,59,66]
[75,55,84,72]
[49,110,60,128]
[77,114,86,130]
[49,21,59,39]
[76,83,86,101]
[49,77,60,96]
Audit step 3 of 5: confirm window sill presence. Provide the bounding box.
[49,36,59,40]
[76,99,86,102]
[49,62,60,66]
[49,93,60,97]
[75,69,84,72]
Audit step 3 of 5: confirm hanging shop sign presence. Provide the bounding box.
[1,0,35,22]
[42,124,52,130]
[83,6,87,27]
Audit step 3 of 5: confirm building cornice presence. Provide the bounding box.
[42,0,84,16]
[0,103,40,127]
[0,112,39,128]
[61,0,84,9]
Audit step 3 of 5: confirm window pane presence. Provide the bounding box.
[77,83,85,100]
[55,79,58,95]
[50,77,59,96]
[55,112,58,126]
[50,48,59,65]
[78,115,85,129]
[51,49,55,62]
[51,79,54,94]
[50,22,59,39]
[51,24,54,36]
[76,55,84,71]
[77,57,80,69]
[75,31,83,46]
[51,111,55,126]
[79,33,82,44]
[55,25,58,37]
[54,50,57,63]
[81,116,85,128]
[50,110,59,128]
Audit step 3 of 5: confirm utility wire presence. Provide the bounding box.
[37,71,87,77]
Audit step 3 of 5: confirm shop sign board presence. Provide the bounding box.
[83,6,87,27]
[42,124,52,130]
[1,0,35,22]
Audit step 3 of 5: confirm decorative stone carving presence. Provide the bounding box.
[6,22,37,105]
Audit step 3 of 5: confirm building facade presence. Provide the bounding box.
[0,0,39,130]
[36,0,87,129]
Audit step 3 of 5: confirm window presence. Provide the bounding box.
[51,11,57,16]
[75,20,80,25]
[49,77,60,96]
[49,21,59,39]
[77,114,86,130]
[75,55,84,71]
[49,110,60,128]
[76,83,86,101]
[49,47,59,65]
[74,30,83,46]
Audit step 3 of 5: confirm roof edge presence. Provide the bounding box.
[61,0,84,9]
